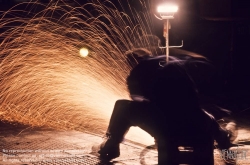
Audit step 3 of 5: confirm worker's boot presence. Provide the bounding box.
[216,121,238,150]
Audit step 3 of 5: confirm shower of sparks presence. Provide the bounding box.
[0,0,161,134]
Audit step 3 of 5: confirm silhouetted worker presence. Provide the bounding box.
[96,51,237,165]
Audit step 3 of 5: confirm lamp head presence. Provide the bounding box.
[157,3,178,19]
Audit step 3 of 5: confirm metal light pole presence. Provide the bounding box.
[157,3,183,63]
[164,19,170,63]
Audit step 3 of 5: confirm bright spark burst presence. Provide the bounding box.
[79,48,89,57]
[0,0,160,134]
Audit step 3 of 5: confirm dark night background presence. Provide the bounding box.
[1,0,250,114]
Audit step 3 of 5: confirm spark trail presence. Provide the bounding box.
[0,0,160,133]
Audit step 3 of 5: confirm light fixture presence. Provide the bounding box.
[157,3,182,63]
[157,4,178,15]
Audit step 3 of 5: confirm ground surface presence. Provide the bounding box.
[0,113,250,165]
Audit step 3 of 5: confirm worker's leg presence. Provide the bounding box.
[98,99,159,160]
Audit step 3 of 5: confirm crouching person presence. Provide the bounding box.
[96,54,237,165]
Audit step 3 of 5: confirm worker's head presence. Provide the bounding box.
[127,55,199,108]
[125,48,152,68]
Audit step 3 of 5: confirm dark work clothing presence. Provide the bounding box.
[126,55,211,99]
[127,55,230,119]
[112,100,207,140]
[127,55,199,107]
[106,99,230,165]
[100,55,232,165]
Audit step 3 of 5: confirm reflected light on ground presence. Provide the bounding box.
[126,127,155,145]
